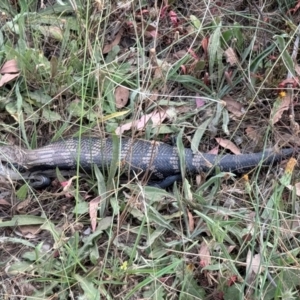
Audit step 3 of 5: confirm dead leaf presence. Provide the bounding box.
[227,245,236,254]
[0,56,20,88]
[173,50,188,59]
[246,251,262,275]
[0,198,11,206]
[195,95,206,108]
[175,105,192,114]
[278,78,299,88]
[0,73,20,87]
[61,176,77,189]
[16,198,32,212]
[148,89,159,102]
[133,21,159,38]
[115,121,132,134]
[224,47,239,66]
[187,209,194,232]
[195,174,202,186]
[18,225,41,238]
[103,28,124,54]
[223,96,244,117]
[245,126,261,143]
[281,216,300,239]
[94,0,104,10]
[115,86,129,108]
[199,241,211,267]
[224,71,233,87]
[61,176,78,198]
[287,182,300,196]
[208,145,219,155]
[187,48,199,60]
[288,1,300,14]
[201,36,209,57]
[1,59,19,74]
[203,72,210,85]
[215,138,241,154]
[89,196,100,232]
[140,110,167,126]
[277,133,300,146]
[168,10,178,27]
[271,93,291,125]
[115,109,168,135]
[154,67,163,79]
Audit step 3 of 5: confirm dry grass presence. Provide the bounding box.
[0,0,300,299]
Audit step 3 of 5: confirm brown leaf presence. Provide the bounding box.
[148,89,159,102]
[103,28,124,54]
[139,21,159,38]
[0,198,11,206]
[115,109,168,135]
[246,251,262,275]
[115,121,132,134]
[271,93,291,125]
[277,133,300,146]
[195,95,206,108]
[18,225,41,238]
[245,126,261,143]
[215,138,241,155]
[287,181,300,196]
[224,47,239,66]
[115,86,129,108]
[208,145,219,155]
[278,77,299,88]
[199,241,211,267]
[187,209,194,232]
[16,198,31,212]
[0,73,20,87]
[173,50,188,59]
[224,71,233,87]
[89,196,101,232]
[223,96,244,117]
[61,176,78,198]
[201,36,209,57]
[1,59,19,74]
[280,216,300,238]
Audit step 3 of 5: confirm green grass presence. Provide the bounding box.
[1,0,300,299]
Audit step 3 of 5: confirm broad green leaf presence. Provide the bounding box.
[143,281,166,299]
[191,117,212,153]
[190,15,202,30]
[16,184,28,200]
[42,108,62,122]
[27,90,52,104]
[74,274,100,300]
[274,35,295,76]
[208,21,222,77]
[0,215,47,228]
[250,44,275,73]
[35,25,64,41]
[6,261,34,276]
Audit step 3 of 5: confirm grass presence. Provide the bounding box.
[0,0,300,299]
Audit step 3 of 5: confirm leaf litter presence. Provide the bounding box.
[0,1,300,299]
